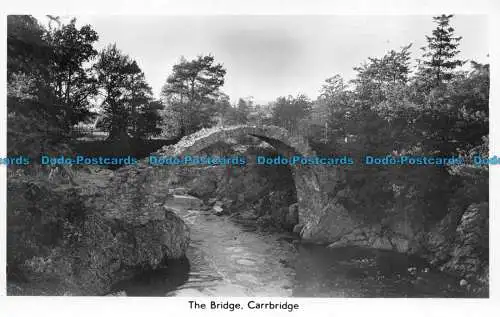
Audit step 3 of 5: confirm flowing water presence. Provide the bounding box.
[112,194,474,298]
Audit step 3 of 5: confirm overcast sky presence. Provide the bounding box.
[39,15,489,104]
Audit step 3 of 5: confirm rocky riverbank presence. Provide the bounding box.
[7,167,190,295]
[173,142,488,295]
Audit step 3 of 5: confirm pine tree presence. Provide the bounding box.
[160,55,226,136]
[420,14,465,85]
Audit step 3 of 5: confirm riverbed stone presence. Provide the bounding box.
[213,205,224,215]
[172,194,203,208]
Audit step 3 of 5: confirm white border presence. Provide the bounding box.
[1,1,499,317]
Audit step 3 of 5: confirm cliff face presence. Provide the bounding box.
[7,167,190,296]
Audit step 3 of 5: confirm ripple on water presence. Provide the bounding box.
[234,273,260,284]
[226,246,245,253]
[207,284,249,297]
[235,258,256,266]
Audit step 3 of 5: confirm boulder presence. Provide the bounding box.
[301,201,357,242]
[213,205,224,215]
[172,194,203,208]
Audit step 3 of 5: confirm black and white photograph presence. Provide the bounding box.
[1,1,499,316]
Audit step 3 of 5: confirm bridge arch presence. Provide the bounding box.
[154,125,316,158]
[115,125,356,242]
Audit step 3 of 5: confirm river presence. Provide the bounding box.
[111,194,472,297]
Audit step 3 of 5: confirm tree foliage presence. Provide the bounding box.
[45,18,99,127]
[309,15,488,222]
[271,94,312,134]
[8,15,67,157]
[95,44,161,140]
[418,14,465,87]
[161,55,226,136]
[8,15,164,159]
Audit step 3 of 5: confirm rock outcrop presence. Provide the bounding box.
[440,203,488,279]
[419,202,489,293]
[7,166,190,295]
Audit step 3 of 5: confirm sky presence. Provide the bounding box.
[38,15,489,104]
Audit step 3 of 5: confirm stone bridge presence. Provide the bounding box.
[90,125,488,284]
[116,125,358,243]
